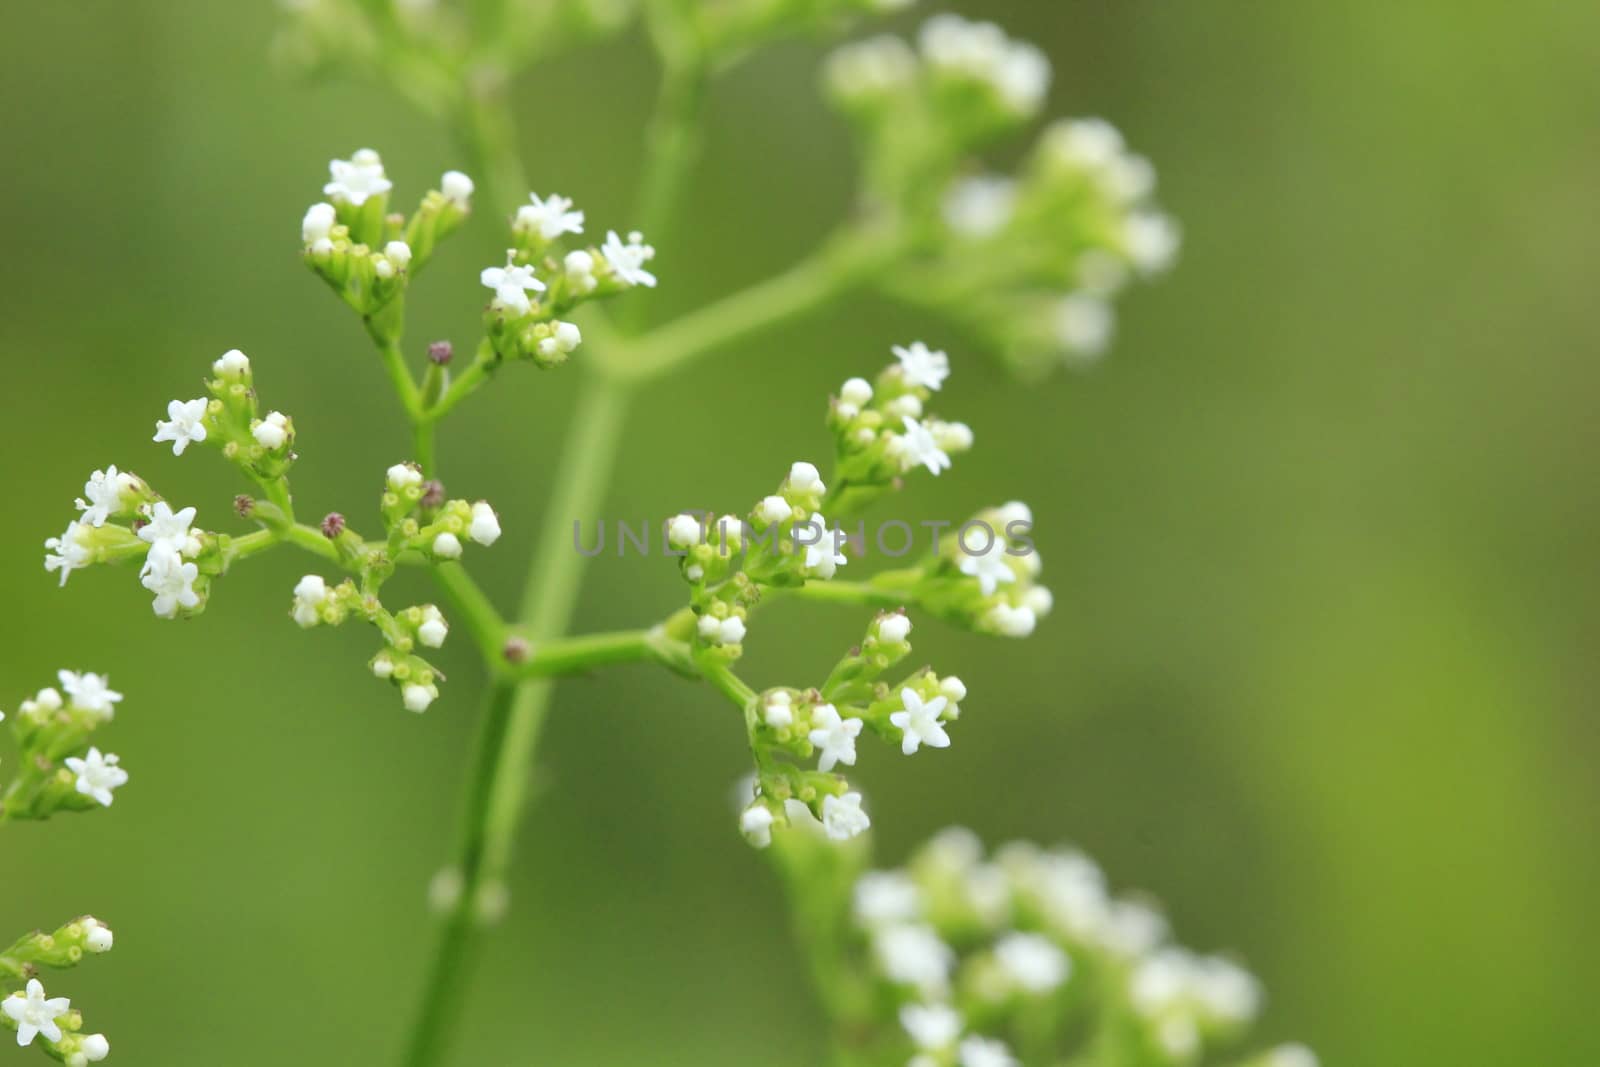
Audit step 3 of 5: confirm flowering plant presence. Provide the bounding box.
[5,2,1312,1064]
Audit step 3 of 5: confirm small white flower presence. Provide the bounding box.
[58,670,122,716]
[763,691,794,729]
[888,393,924,419]
[75,465,138,527]
[899,417,952,476]
[292,574,329,628]
[417,605,449,648]
[140,543,201,617]
[987,603,1037,638]
[719,616,747,644]
[933,420,974,452]
[1126,212,1181,275]
[893,341,951,391]
[371,656,395,679]
[826,35,917,102]
[137,500,201,557]
[440,170,475,207]
[3,978,71,1047]
[877,613,911,644]
[480,251,546,315]
[553,321,582,353]
[601,230,658,288]
[873,923,951,992]
[403,683,438,713]
[324,148,392,206]
[940,676,968,704]
[840,377,874,406]
[64,747,128,807]
[1265,1044,1320,1067]
[252,411,290,450]
[153,397,209,455]
[79,1034,110,1062]
[45,521,92,586]
[788,461,825,495]
[855,871,922,927]
[756,495,792,527]
[1056,293,1115,358]
[384,240,413,270]
[1023,586,1054,616]
[960,539,1016,596]
[302,202,336,244]
[944,175,1017,238]
[996,41,1051,114]
[900,1003,961,1051]
[213,348,251,377]
[958,1035,1019,1067]
[433,532,463,559]
[83,919,114,954]
[386,463,423,492]
[802,514,848,578]
[740,803,774,848]
[890,688,951,755]
[516,192,585,241]
[808,704,862,772]
[469,501,501,546]
[564,249,597,294]
[995,932,1070,993]
[667,513,704,549]
[821,791,871,841]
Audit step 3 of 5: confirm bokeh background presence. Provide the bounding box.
[3,2,1597,1064]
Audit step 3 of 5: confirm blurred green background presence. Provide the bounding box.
[3,1,1597,1064]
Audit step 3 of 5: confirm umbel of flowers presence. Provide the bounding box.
[765,825,1318,1067]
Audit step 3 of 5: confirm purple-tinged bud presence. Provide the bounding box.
[503,637,532,664]
[321,513,346,539]
[421,480,446,510]
[428,340,454,365]
[234,495,255,518]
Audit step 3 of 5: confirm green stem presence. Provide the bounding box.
[425,359,494,424]
[376,338,423,418]
[414,419,438,478]
[776,579,910,610]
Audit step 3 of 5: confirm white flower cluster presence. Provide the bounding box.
[828,830,1314,1067]
[2,672,130,821]
[1,918,115,1059]
[829,15,1051,121]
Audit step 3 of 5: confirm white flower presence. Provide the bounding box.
[877,613,912,644]
[808,704,862,772]
[940,676,968,704]
[1126,212,1181,275]
[958,1035,1019,1067]
[932,420,974,452]
[788,461,825,495]
[547,321,583,357]
[899,417,952,476]
[324,148,392,205]
[987,603,1037,638]
[1101,899,1167,958]
[564,249,597,294]
[440,170,475,207]
[403,683,438,713]
[137,501,201,557]
[469,501,501,546]
[740,803,774,848]
[481,251,546,315]
[1043,117,1126,171]
[384,240,413,270]
[995,932,1070,993]
[417,605,449,648]
[64,747,128,807]
[302,202,336,244]
[251,411,290,450]
[1024,587,1053,616]
[826,35,917,102]
[762,691,794,728]
[873,923,951,992]
[855,871,922,927]
[995,42,1051,114]
[1194,956,1262,1023]
[152,397,209,455]
[44,521,91,586]
[890,688,951,755]
[213,348,251,377]
[58,670,122,716]
[371,655,395,679]
[386,463,423,492]
[433,532,463,559]
[696,614,746,646]
[887,393,923,419]
[893,341,951,390]
[840,378,874,410]
[756,495,792,527]
[959,539,1016,596]
[601,230,658,288]
[900,1003,961,1051]
[918,15,1050,116]
[1056,293,1115,358]
[801,514,848,579]
[944,175,1017,238]
[140,543,201,617]
[516,192,585,241]
[83,919,114,954]
[1265,1044,1320,1067]
[75,466,137,527]
[292,574,329,628]
[3,978,71,1047]
[821,791,871,841]
[667,513,704,549]
[80,1034,111,1061]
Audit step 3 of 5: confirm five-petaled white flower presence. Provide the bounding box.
[481,252,546,315]
[3,979,71,1048]
[893,341,950,391]
[899,416,952,476]
[324,148,392,206]
[995,932,1071,993]
[64,747,128,807]
[44,520,91,586]
[516,193,585,241]
[808,704,862,772]
[58,670,123,716]
[601,230,658,288]
[153,397,209,456]
[140,544,201,618]
[901,1003,962,1051]
[959,538,1016,596]
[138,501,201,557]
[889,688,951,755]
[802,514,849,579]
[821,791,871,841]
[959,1035,1020,1067]
[76,466,137,527]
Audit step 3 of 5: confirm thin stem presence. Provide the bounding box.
[376,338,423,418]
[775,579,910,610]
[425,360,494,423]
[414,419,438,478]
